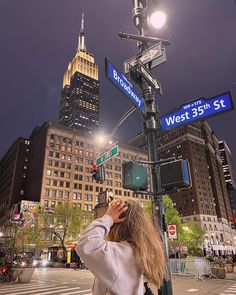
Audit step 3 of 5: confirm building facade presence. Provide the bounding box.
[59,14,99,133]
[0,138,30,227]
[219,140,236,218]
[219,141,236,189]
[129,121,236,253]
[19,122,148,214]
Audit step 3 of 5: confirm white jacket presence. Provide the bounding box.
[76,215,144,295]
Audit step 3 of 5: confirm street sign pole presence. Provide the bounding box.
[129,1,173,295]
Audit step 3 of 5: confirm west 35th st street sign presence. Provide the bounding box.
[161,91,234,131]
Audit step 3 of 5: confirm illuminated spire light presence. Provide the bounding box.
[78,13,86,51]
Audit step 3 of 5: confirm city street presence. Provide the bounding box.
[1,268,236,295]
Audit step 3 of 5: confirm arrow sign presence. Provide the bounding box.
[124,42,167,74]
[161,91,234,131]
[105,58,145,113]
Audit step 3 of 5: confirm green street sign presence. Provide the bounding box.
[96,145,119,166]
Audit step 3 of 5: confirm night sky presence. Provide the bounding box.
[0,0,236,167]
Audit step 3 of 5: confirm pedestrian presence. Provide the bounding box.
[76,198,166,295]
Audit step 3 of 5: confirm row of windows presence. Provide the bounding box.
[49,143,95,158]
[48,161,84,172]
[48,151,94,165]
[49,134,95,151]
[203,224,218,231]
[44,190,96,201]
[44,200,93,211]
[45,182,94,191]
[44,188,136,200]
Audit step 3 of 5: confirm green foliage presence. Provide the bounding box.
[163,195,205,256]
[43,203,94,253]
[182,220,205,251]
[144,195,205,256]
[5,215,44,258]
[143,199,152,222]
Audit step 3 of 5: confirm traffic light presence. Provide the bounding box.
[122,161,148,191]
[92,164,105,183]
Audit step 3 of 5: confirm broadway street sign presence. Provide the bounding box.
[96,145,119,166]
[161,91,234,131]
[105,58,145,113]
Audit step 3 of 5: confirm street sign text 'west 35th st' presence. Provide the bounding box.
[161,91,234,131]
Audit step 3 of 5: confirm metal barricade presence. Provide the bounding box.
[169,258,213,280]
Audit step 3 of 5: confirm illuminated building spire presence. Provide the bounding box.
[78,13,86,51]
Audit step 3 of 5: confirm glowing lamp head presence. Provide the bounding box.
[150,10,167,29]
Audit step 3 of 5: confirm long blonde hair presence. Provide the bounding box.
[106,198,167,288]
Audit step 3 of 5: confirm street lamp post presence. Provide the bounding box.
[129,1,173,294]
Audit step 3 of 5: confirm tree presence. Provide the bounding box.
[182,221,205,256]
[5,205,43,259]
[163,195,185,256]
[43,203,93,261]
[144,195,205,256]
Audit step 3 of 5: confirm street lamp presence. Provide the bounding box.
[149,10,167,29]
[94,132,108,146]
[0,232,3,237]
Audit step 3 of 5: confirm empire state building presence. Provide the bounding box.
[59,14,99,133]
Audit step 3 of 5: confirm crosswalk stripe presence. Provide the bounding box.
[30,287,83,295]
[9,285,68,295]
[0,284,55,292]
[62,290,92,295]
[224,291,236,293]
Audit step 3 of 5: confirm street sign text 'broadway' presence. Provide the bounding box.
[105,58,145,112]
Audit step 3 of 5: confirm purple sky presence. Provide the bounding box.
[0,0,236,166]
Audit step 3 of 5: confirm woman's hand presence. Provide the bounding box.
[106,200,128,223]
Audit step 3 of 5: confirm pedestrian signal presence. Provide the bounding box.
[122,161,148,191]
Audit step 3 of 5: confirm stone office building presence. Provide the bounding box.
[129,121,236,253]
[22,121,148,213]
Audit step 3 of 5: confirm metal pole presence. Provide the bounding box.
[131,1,173,294]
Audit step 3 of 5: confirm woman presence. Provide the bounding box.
[76,198,166,294]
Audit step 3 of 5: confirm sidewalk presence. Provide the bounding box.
[148,273,236,295]
[226,271,236,280]
[171,275,236,295]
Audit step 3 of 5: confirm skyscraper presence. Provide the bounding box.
[219,141,236,214]
[59,14,99,134]
[219,141,236,189]
[0,138,30,227]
